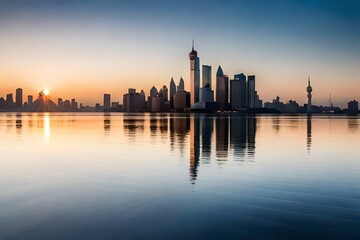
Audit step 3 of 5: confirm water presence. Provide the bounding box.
[0,113,359,239]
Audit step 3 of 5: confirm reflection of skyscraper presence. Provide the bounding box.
[169,114,190,156]
[16,113,22,134]
[230,115,247,157]
[104,113,111,133]
[216,116,229,159]
[247,116,256,157]
[307,115,312,154]
[201,115,213,161]
[189,116,200,183]
[16,88,23,108]
[189,41,200,105]
[150,116,158,135]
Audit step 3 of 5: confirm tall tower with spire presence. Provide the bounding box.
[189,40,200,105]
[307,77,312,113]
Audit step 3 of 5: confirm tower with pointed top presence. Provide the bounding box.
[189,41,200,105]
[307,77,312,113]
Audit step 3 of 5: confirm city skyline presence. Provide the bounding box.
[0,0,359,107]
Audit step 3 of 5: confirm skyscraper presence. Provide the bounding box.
[189,41,200,105]
[202,65,212,88]
[307,77,312,113]
[216,66,229,108]
[104,94,110,112]
[162,85,168,102]
[177,77,185,92]
[247,75,256,108]
[16,88,23,108]
[230,73,247,110]
[28,95,33,105]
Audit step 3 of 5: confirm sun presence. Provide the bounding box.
[43,89,50,96]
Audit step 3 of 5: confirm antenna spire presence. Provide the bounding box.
[192,39,194,50]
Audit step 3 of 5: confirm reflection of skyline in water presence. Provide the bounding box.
[1,113,359,239]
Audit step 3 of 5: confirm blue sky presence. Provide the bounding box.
[0,0,359,106]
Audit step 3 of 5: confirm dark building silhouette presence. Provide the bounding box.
[230,73,247,110]
[216,66,229,111]
[104,94,111,112]
[247,75,256,108]
[16,88,23,108]
[348,100,359,113]
[28,95,33,105]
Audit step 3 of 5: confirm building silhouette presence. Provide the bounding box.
[173,91,190,111]
[16,88,23,108]
[177,77,185,92]
[123,88,146,112]
[348,100,358,113]
[104,94,111,112]
[28,95,33,105]
[170,77,176,108]
[307,77,313,113]
[216,66,229,110]
[247,75,256,108]
[189,41,200,105]
[230,73,247,110]
[202,65,212,89]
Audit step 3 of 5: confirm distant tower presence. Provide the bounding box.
[16,88,23,108]
[202,65,212,88]
[216,65,228,105]
[103,94,110,112]
[247,75,256,108]
[307,77,312,113]
[150,86,158,97]
[162,85,168,102]
[178,77,185,92]
[189,40,200,105]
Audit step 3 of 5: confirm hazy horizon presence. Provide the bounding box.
[0,0,359,107]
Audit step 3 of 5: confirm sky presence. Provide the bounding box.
[0,0,359,107]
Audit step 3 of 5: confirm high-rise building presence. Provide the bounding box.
[307,77,312,113]
[230,73,247,110]
[247,75,256,108]
[123,88,146,112]
[202,65,212,89]
[16,88,23,108]
[189,41,200,105]
[173,91,190,111]
[6,94,13,103]
[216,66,228,105]
[71,99,78,111]
[178,77,185,92]
[104,94,111,112]
[162,85,168,102]
[170,77,176,106]
[348,100,359,113]
[150,86,158,97]
[199,87,214,103]
[28,95,33,105]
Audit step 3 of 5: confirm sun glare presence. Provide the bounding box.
[43,89,50,96]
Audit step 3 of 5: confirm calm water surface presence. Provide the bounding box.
[0,113,359,239]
